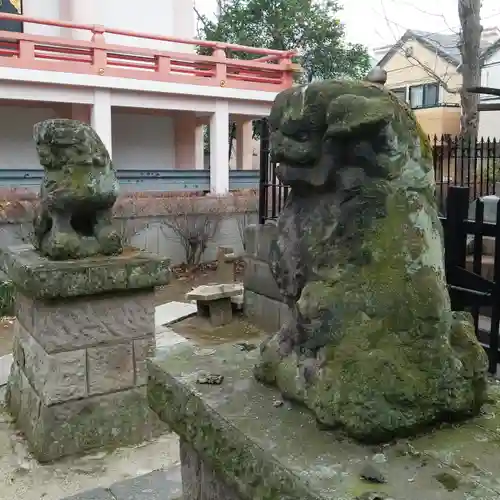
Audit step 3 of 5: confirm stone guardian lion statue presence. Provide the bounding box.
[254,79,488,442]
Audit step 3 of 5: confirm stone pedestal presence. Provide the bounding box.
[149,343,500,500]
[4,245,170,462]
[215,246,236,284]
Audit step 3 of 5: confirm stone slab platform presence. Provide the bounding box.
[63,465,182,500]
[2,245,170,299]
[148,343,500,500]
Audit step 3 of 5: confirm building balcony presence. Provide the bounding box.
[0,12,297,92]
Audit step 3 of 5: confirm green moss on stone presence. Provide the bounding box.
[257,78,488,443]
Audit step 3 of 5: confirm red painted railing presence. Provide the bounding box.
[0,13,298,91]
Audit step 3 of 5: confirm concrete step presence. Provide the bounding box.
[63,464,182,500]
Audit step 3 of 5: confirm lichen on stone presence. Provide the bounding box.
[32,119,122,260]
[254,79,488,443]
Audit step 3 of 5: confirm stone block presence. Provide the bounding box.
[148,343,500,500]
[255,222,278,262]
[134,336,155,386]
[7,362,154,462]
[3,245,170,300]
[180,440,241,500]
[208,299,233,327]
[108,468,182,500]
[87,343,135,395]
[243,224,258,258]
[243,256,282,301]
[63,489,115,500]
[17,291,155,353]
[244,222,278,262]
[244,290,281,333]
[13,322,87,405]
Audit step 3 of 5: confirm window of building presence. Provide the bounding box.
[391,87,407,102]
[409,83,439,108]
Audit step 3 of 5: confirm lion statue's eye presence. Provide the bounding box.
[296,132,309,142]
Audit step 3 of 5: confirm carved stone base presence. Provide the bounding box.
[7,362,155,462]
[3,245,170,461]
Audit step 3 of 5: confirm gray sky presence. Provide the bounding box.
[195,0,500,51]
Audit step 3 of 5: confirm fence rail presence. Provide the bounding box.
[0,169,260,193]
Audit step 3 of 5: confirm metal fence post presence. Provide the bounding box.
[258,118,270,224]
[444,186,470,311]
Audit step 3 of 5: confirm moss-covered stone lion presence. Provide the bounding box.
[32,119,122,260]
[254,80,488,442]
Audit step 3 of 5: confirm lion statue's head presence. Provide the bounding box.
[269,80,434,195]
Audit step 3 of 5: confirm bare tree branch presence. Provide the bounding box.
[402,50,460,94]
[194,5,211,32]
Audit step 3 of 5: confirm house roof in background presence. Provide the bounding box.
[376,29,500,68]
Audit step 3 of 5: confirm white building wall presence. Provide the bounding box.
[0,105,57,170]
[111,111,175,170]
[22,0,61,36]
[22,0,196,50]
[479,49,500,140]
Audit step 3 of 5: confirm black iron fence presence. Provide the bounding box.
[258,121,500,223]
[442,186,500,374]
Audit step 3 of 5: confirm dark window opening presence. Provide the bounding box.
[409,83,439,109]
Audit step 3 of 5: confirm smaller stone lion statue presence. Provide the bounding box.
[32,119,122,260]
[254,79,488,443]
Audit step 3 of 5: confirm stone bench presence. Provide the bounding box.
[186,284,243,327]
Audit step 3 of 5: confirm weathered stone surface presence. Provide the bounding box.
[216,246,236,284]
[181,440,241,500]
[87,343,135,395]
[109,468,182,500]
[13,321,87,405]
[186,283,243,301]
[62,467,182,500]
[243,290,281,333]
[134,336,156,386]
[3,245,170,300]
[243,222,278,262]
[16,290,155,353]
[244,256,283,301]
[32,119,122,260]
[254,79,488,442]
[207,299,233,327]
[7,361,154,462]
[148,343,500,500]
[63,489,115,500]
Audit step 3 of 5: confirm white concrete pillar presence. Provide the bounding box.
[236,119,254,170]
[68,0,97,37]
[174,112,197,170]
[91,90,112,157]
[210,101,230,194]
[195,124,205,170]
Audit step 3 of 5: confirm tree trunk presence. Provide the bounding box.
[458,0,482,140]
[228,122,236,161]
